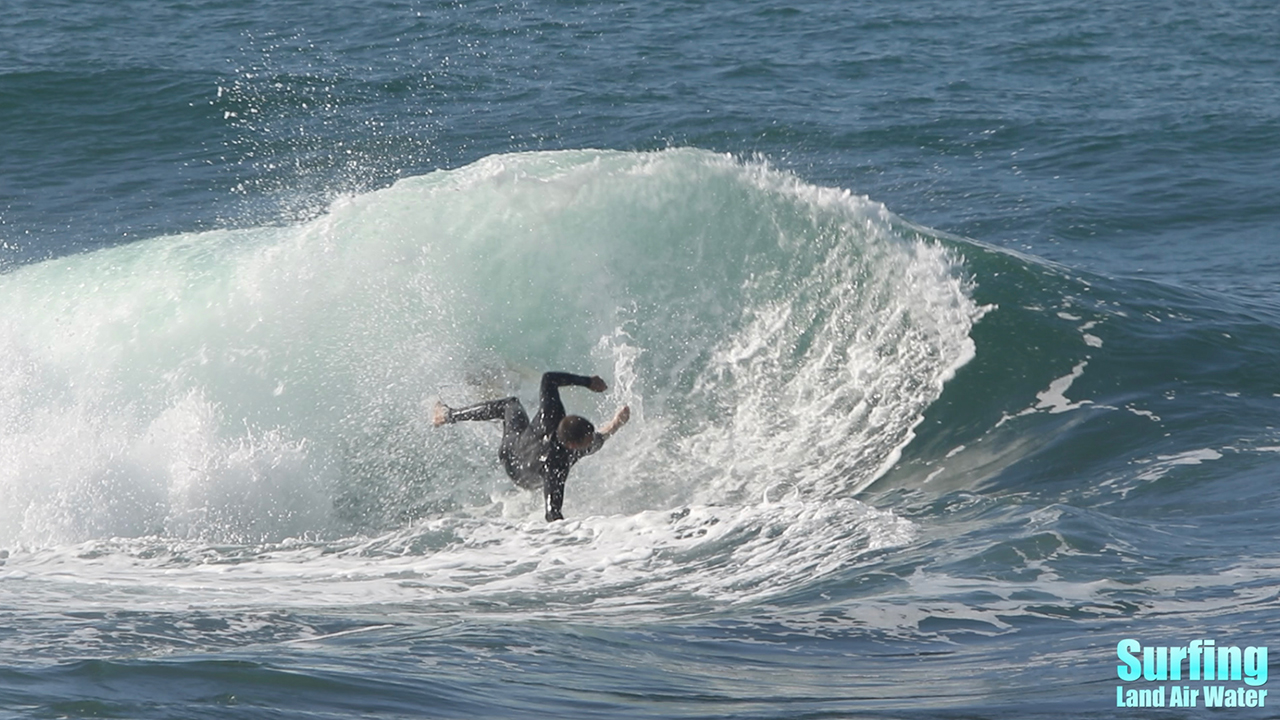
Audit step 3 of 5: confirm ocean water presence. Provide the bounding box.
[2,1,1279,718]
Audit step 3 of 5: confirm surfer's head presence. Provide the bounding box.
[557,415,596,450]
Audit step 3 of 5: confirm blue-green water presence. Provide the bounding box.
[2,2,1279,718]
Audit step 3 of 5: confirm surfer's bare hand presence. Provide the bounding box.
[589,376,607,393]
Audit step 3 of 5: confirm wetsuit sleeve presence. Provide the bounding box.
[545,481,565,522]
[538,372,594,422]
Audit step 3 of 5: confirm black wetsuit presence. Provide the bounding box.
[443,372,605,521]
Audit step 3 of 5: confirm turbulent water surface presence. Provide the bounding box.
[2,1,1279,718]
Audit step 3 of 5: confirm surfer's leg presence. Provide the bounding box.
[435,397,524,425]
[436,397,536,487]
[496,400,534,484]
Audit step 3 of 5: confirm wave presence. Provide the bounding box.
[0,148,983,550]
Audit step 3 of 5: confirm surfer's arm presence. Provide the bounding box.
[579,405,629,456]
[599,405,630,439]
[541,371,601,393]
[544,480,565,522]
[539,372,601,419]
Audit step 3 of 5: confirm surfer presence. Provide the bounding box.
[433,372,630,522]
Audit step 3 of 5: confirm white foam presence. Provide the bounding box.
[998,361,1095,427]
[0,497,914,619]
[1133,448,1223,482]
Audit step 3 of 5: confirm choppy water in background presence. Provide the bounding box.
[2,1,1279,718]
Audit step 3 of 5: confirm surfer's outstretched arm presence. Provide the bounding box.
[544,480,566,522]
[538,372,604,415]
[540,371,602,391]
[599,405,630,439]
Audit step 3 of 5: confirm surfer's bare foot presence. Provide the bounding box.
[432,401,452,426]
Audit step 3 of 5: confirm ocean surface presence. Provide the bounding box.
[2,1,1279,718]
